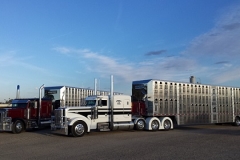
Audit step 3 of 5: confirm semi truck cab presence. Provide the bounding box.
[51,95,134,137]
[11,99,38,119]
[0,98,52,134]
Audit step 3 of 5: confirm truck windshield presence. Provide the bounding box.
[85,100,96,106]
[12,103,27,108]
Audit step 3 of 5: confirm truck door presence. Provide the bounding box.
[95,99,108,122]
[29,101,38,119]
[40,101,52,118]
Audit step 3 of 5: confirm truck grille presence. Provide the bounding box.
[0,112,2,122]
[0,109,6,122]
[0,109,11,131]
[54,109,66,127]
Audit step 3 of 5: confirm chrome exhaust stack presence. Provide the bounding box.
[110,75,114,130]
[38,84,44,126]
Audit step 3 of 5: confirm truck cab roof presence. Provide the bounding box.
[12,99,30,104]
[12,98,51,103]
[85,95,109,100]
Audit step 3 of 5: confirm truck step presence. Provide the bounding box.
[40,120,51,124]
[98,123,110,132]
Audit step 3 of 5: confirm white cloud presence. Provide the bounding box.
[53,47,198,83]
[212,67,240,84]
[183,5,240,59]
[180,4,240,85]
[52,47,72,54]
[0,52,46,72]
[52,5,240,87]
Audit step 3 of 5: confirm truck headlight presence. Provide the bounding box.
[4,118,11,123]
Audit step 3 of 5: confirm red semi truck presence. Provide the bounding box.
[0,98,53,134]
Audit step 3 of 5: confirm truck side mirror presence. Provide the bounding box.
[92,106,98,119]
[99,99,102,107]
[31,101,38,109]
[34,101,38,109]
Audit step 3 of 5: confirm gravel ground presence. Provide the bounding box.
[0,124,239,160]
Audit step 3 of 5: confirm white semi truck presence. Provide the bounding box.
[51,76,240,137]
[51,94,138,137]
[51,76,173,137]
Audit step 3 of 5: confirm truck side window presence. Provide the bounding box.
[30,102,35,108]
[98,100,107,106]
[12,103,26,108]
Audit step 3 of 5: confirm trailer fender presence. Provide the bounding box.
[159,117,173,130]
[145,117,161,130]
[68,116,91,132]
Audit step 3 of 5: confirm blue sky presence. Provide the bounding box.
[1,0,240,102]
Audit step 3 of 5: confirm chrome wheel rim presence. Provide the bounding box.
[137,120,145,129]
[164,120,171,129]
[151,120,159,130]
[74,124,85,135]
[236,119,240,126]
[16,122,23,132]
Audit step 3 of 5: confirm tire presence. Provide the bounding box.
[68,126,72,136]
[234,117,240,126]
[12,120,24,134]
[163,119,171,130]
[151,120,159,131]
[135,119,145,130]
[71,121,86,137]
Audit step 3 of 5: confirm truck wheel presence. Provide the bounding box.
[234,117,240,126]
[12,120,24,134]
[163,119,171,130]
[151,120,159,131]
[72,121,86,137]
[135,119,145,130]
[68,126,72,136]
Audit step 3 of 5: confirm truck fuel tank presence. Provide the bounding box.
[112,122,134,130]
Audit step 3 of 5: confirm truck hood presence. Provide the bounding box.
[59,106,93,110]
[0,108,8,112]
[64,106,92,110]
[5,107,25,118]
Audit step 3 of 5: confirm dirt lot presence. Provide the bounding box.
[0,124,239,160]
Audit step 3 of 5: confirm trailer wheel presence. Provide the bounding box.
[12,120,24,134]
[234,117,240,126]
[72,121,86,137]
[151,120,159,131]
[135,119,145,130]
[163,119,171,130]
